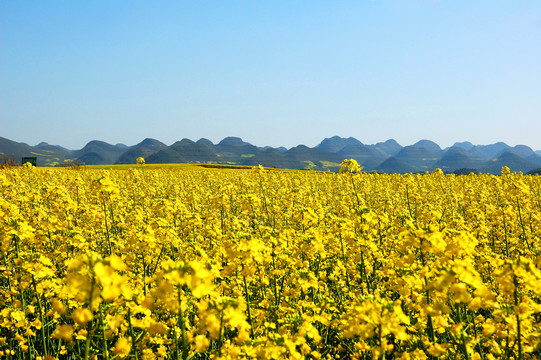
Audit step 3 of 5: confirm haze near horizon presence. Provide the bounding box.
[1,1,540,150]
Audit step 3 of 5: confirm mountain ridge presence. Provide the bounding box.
[1,135,541,174]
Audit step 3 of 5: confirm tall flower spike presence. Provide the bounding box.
[339,158,361,173]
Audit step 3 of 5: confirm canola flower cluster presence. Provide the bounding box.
[1,162,541,360]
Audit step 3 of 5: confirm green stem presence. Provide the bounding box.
[419,238,435,344]
[461,332,471,360]
[514,275,523,360]
[83,275,96,360]
[350,173,361,209]
[503,215,510,258]
[217,311,224,357]
[379,323,385,360]
[32,276,48,356]
[103,199,112,255]
[177,287,188,360]
[142,255,147,296]
[339,233,351,290]
[100,305,109,360]
[127,309,139,360]
[405,185,414,221]
[243,275,255,339]
[516,199,531,251]
[257,171,271,225]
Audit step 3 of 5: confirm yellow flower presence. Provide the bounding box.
[112,337,131,358]
[52,299,66,315]
[51,324,74,341]
[339,158,362,173]
[136,157,145,165]
[449,283,471,303]
[109,255,127,271]
[482,319,497,337]
[141,348,156,360]
[30,318,42,329]
[147,320,168,335]
[72,308,93,326]
[194,334,210,352]
[75,329,88,340]
[157,345,167,357]
[427,343,449,356]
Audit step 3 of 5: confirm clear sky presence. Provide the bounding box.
[1,1,540,150]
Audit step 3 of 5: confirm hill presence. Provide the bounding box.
[76,140,127,165]
[168,139,218,163]
[0,137,74,166]
[479,152,539,174]
[115,138,167,164]
[372,139,402,157]
[2,135,541,174]
[337,144,387,171]
[375,157,415,174]
[394,144,441,171]
[474,142,510,159]
[433,147,479,172]
[316,136,364,153]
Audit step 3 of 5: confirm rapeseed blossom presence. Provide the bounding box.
[0,165,540,358]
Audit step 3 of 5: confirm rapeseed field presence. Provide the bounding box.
[1,161,540,359]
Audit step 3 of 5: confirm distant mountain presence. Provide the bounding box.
[0,137,74,166]
[316,136,363,153]
[263,146,287,153]
[0,137,39,162]
[479,152,539,174]
[376,157,414,174]
[452,141,474,151]
[286,145,343,163]
[36,142,72,153]
[212,137,259,163]
[2,135,541,174]
[433,147,479,172]
[146,148,186,164]
[466,146,493,161]
[168,139,218,163]
[218,137,253,147]
[475,142,510,159]
[394,144,441,171]
[76,140,126,165]
[372,139,402,157]
[196,138,214,147]
[115,138,167,164]
[337,144,387,171]
[240,148,283,166]
[526,154,541,166]
[414,139,442,154]
[502,145,535,158]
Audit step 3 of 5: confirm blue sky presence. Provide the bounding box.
[1,1,540,150]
